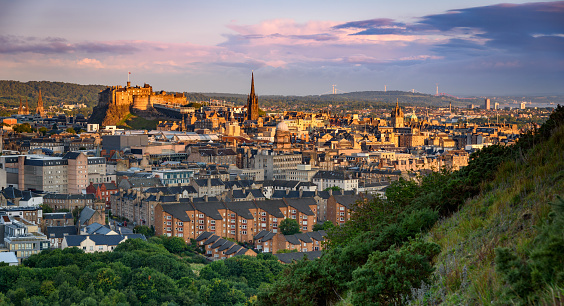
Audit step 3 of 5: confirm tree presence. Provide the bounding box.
[38,127,48,136]
[350,239,441,305]
[66,127,76,134]
[133,225,154,237]
[41,203,53,214]
[312,220,334,232]
[324,186,342,192]
[279,218,301,235]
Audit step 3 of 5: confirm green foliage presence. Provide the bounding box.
[324,186,342,192]
[12,123,33,133]
[2,238,279,305]
[186,102,202,109]
[350,239,440,305]
[133,225,155,237]
[312,220,335,232]
[279,218,301,235]
[41,203,53,214]
[495,196,564,303]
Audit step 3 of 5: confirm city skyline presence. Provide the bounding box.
[1,0,563,96]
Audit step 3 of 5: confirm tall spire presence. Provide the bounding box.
[36,89,45,117]
[250,71,255,97]
[25,97,30,115]
[246,71,259,121]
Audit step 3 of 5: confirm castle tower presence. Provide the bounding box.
[36,89,45,117]
[390,99,404,128]
[246,72,259,121]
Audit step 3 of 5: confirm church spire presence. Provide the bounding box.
[25,97,30,115]
[250,71,255,97]
[36,89,45,117]
[246,71,259,121]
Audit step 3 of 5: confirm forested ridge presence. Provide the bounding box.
[0,81,106,109]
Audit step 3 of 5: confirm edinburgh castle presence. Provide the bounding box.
[98,81,186,111]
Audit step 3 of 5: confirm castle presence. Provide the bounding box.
[97,81,186,111]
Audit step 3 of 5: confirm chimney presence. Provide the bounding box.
[204,195,208,202]
[286,189,290,195]
[207,178,211,188]
[299,189,303,198]
[329,189,333,196]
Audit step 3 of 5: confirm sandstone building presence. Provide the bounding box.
[98,82,186,111]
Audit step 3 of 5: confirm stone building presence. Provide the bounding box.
[97,82,186,111]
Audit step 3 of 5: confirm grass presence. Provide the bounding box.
[116,113,159,130]
[190,263,206,276]
[425,125,564,304]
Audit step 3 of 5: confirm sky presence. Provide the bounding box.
[1,0,563,96]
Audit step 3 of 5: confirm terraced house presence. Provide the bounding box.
[154,197,318,244]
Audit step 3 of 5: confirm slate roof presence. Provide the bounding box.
[77,207,96,226]
[160,203,193,222]
[307,230,326,241]
[275,251,324,264]
[332,195,359,209]
[46,226,77,238]
[218,240,235,251]
[284,198,316,215]
[44,212,73,220]
[254,200,286,218]
[192,196,219,203]
[235,248,252,256]
[193,179,224,187]
[254,230,270,240]
[225,245,244,255]
[195,231,213,242]
[83,222,112,235]
[313,170,354,180]
[211,238,227,249]
[271,190,300,199]
[249,189,265,198]
[203,235,220,245]
[193,201,225,220]
[223,201,256,219]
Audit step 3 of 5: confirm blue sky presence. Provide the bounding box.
[1,0,563,96]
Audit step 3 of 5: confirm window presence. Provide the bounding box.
[339,207,345,211]
[302,226,307,230]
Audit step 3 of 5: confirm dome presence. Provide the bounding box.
[276,120,289,132]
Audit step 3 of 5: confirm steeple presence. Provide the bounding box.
[25,97,30,115]
[250,72,255,97]
[36,89,45,117]
[246,72,259,121]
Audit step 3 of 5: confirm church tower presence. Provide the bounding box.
[246,72,259,121]
[390,99,404,128]
[36,89,45,117]
[18,97,24,115]
[25,97,30,115]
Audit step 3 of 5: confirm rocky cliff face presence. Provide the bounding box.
[88,103,130,126]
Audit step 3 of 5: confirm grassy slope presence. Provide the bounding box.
[116,113,159,130]
[423,125,564,304]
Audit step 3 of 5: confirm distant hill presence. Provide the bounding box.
[199,90,483,108]
[0,80,106,109]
